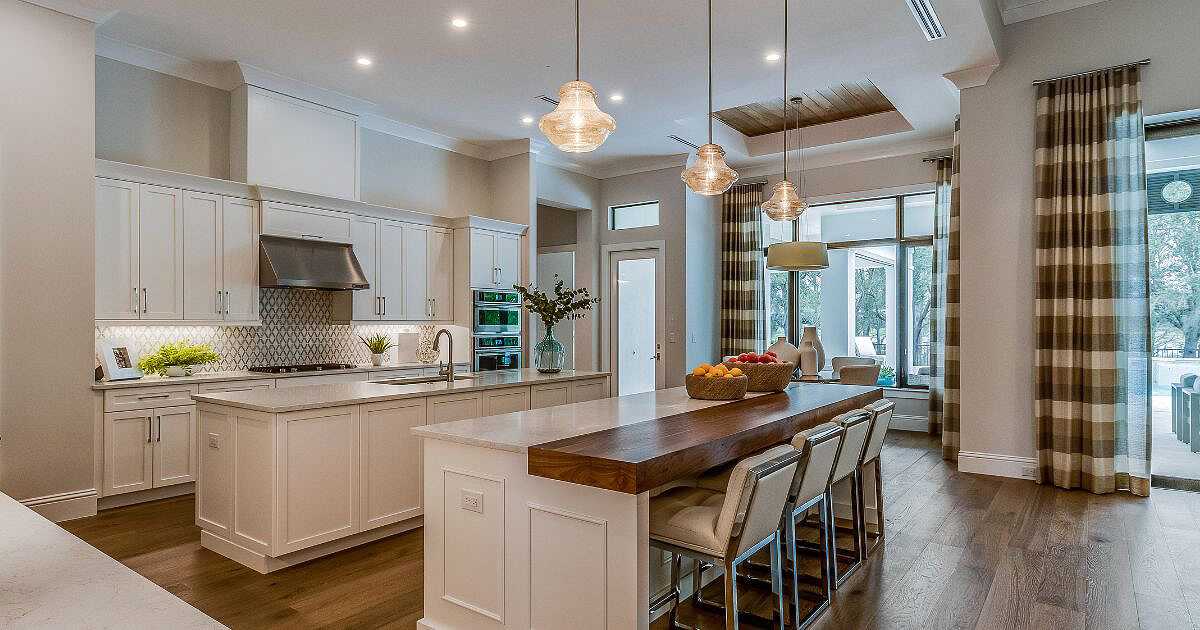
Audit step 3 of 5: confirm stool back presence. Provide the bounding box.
[716,445,801,558]
[1184,373,1199,388]
[839,364,881,386]
[830,410,873,483]
[861,399,896,464]
[790,423,845,506]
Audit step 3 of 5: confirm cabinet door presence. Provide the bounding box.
[427,392,484,424]
[531,383,570,409]
[482,387,531,416]
[95,178,140,320]
[360,399,426,529]
[402,224,430,320]
[469,230,496,288]
[428,228,453,320]
[377,220,405,320]
[571,378,609,403]
[350,217,379,320]
[222,197,259,321]
[260,201,352,242]
[183,191,223,321]
[153,405,197,487]
[276,407,359,554]
[138,184,185,319]
[103,410,153,495]
[495,234,521,289]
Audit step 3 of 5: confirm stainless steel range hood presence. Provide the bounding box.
[259,234,370,290]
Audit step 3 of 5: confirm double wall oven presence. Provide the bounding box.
[473,289,522,371]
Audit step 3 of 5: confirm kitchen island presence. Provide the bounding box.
[413,382,881,630]
[190,369,608,573]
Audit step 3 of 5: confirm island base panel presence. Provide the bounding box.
[199,518,422,574]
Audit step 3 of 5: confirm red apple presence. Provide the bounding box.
[737,353,748,362]
[766,351,777,357]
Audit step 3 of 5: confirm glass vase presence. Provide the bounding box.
[534,325,565,373]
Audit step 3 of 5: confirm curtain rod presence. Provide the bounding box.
[1031,59,1150,86]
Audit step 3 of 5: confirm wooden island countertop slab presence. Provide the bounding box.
[527,383,882,494]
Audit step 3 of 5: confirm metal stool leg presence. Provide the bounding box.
[724,557,740,630]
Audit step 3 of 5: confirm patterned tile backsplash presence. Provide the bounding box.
[97,288,464,372]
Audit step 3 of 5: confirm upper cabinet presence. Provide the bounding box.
[260,200,352,242]
[231,86,360,201]
[465,229,521,289]
[96,177,258,324]
[344,217,452,322]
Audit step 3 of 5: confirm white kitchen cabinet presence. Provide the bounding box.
[378,220,405,320]
[359,399,426,529]
[138,184,185,320]
[95,178,140,320]
[495,233,520,289]
[428,228,453,320]
[221,197,260,322]
[197,379,275,394]
[103,410,154,495]
[427,392,484,424]
[350,217,379,320]
[571,377,609,403]
[482,386,531,416]
[274,372,369,388]
[530,383,570,409]
[260,200,352,242]
[276,406,359,554]
[153,406,198,487]
[402,224,429,320]
[466,228,521,289]
[182,191,224,321]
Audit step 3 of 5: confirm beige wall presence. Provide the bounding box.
[95,56,230,179]
[536,162,600,211]
[958,0,1200,460]
[537,204,578,247]
[0,0,96,503]
[360,129,491,217]
[685,192,721,369]
[537,163,601,370]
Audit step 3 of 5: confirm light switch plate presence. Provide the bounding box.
[461,489,484,514]
[207,433,220,449]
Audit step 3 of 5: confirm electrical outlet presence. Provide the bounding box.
[207,433,220,449]
[1020,466,1035,479]
[461,489,484,514]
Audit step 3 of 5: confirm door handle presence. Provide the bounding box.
[225,291,231,316]
[382,296,386,316]
[217,290,223,314]
[133,287,139,312]
[146,417,152,443]
[156,417,162,443]
[142,288,148,313]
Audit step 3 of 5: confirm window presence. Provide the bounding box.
[762,192,934,388]
[609,201,659,230]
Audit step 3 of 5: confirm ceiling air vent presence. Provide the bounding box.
[536,94,560,106]
[668,135,700,150]
[906,0,945,40]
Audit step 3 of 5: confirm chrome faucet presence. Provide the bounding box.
[432,328,455,385]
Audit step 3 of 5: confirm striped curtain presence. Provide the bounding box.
[1033,65,1151,495]
[721,183,765,357]
[929,120,962,460]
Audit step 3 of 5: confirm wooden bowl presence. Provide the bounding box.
[721,361,795,392]
[685,374,748,400]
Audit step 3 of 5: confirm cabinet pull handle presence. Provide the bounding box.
[382,296,386,316]
[225,291,231,316]
[156,418,161,443]
[147,417,152,443]
[217,290,223,313]
[142,288,148,313]
[300,234,324,240]
[137,393,171,400]
[132,287,139,312]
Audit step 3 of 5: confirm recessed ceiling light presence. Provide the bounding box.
[521,116,534,124]
[356,57,372,66]
[451,17,468,28]
[765,52,781,62]
[609,93,624,102]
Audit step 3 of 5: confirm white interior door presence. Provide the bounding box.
[536,250,576,370]
[608,248,665,396]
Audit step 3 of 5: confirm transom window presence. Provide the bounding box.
[609,201,660,230]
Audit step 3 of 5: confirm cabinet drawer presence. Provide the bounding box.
[197,379,275,394]
[570,378,609,404]
[261,202,352,242]
[483,387,530,416]
[427,392,484,424]
[105,384,199,412]
[274,372,368,388]
[530,383,570,409]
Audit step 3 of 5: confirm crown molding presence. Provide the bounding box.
[998,0,1109,24]
[232,62,376,115]
[593,154,689,180]
[21,0,116,23]
[943,63,1001,91]
[359,113,493,161]
[732,135,953,178]
[96,35,239,89]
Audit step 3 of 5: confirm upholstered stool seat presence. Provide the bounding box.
[649,487,727,555]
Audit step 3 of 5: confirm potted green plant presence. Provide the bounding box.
[137,340,221,377]
[877,365,896,387]
[513,276,600,373]
[360,333,396,366]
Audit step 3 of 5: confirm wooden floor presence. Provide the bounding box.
[62,432,1200,629]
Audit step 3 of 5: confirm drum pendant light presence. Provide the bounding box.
[762,0,807,221]
[539,0,616,153]
[681,0,738,195]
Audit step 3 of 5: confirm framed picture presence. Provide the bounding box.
[97,338,143,381]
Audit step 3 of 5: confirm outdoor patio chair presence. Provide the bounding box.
[1173,373,1197,439]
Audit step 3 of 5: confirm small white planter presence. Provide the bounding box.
[371,353,386,367]
[165,365,191,377]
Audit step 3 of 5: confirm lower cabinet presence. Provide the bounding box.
[482,386,531,416]
[530,383,570,409]
[359,399,426,529]
[277,406,359,554]
[103,405,197,496]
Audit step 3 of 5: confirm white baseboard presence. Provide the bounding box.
[201,517,423,574]
[98,483,194,510]
[891,415,929,432]
[20,489,98,522]
[957,451,1037,480]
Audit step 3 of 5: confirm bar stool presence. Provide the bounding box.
[649,445,801,629]
[824,409,874,587]
[782,423,845,629]
[1175,373,1197,441]
[857,399,896,555]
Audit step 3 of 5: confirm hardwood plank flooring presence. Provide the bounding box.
[59,432,1200,629]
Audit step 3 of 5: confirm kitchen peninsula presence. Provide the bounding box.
[190,369,608,573]
[414,382,881,630]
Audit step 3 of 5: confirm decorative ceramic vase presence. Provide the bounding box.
[767,336,800,366]
[415,325,439,364]
[370,353,386,367]
[798,326,825,380]
[534,325,565,373]
[165,365,191,377]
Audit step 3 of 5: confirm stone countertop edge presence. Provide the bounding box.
[191,369,611,413]
[91,361,471,390]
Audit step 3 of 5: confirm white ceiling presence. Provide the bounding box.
[86,0,1007,175]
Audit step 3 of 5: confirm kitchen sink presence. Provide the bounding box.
[372,374,477,386]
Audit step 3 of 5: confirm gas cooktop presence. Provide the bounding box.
[247,363,357,374]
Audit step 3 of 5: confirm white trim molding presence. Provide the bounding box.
[21,0,115,23]
[96,36,240,90]
[943,63,1001,91]
[957,451,1037,480]
[20,488,98,522]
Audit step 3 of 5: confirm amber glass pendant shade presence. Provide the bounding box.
[680,144,739,196]
[539,80,616,153]
[762,179,807,221]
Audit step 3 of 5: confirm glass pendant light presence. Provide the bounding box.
[762,0,806,221]
[539,0,615,153]
[681,0,738,195]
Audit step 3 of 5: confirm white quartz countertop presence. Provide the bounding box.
[413,387,768,453]
[91,361,468,390]
[0,492,224,629]
[192,369,610,413]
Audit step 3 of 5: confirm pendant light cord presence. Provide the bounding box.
[797,97,804,195]
[782,0,788,180]
[707,0,713,143]
[575,0,580,80]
